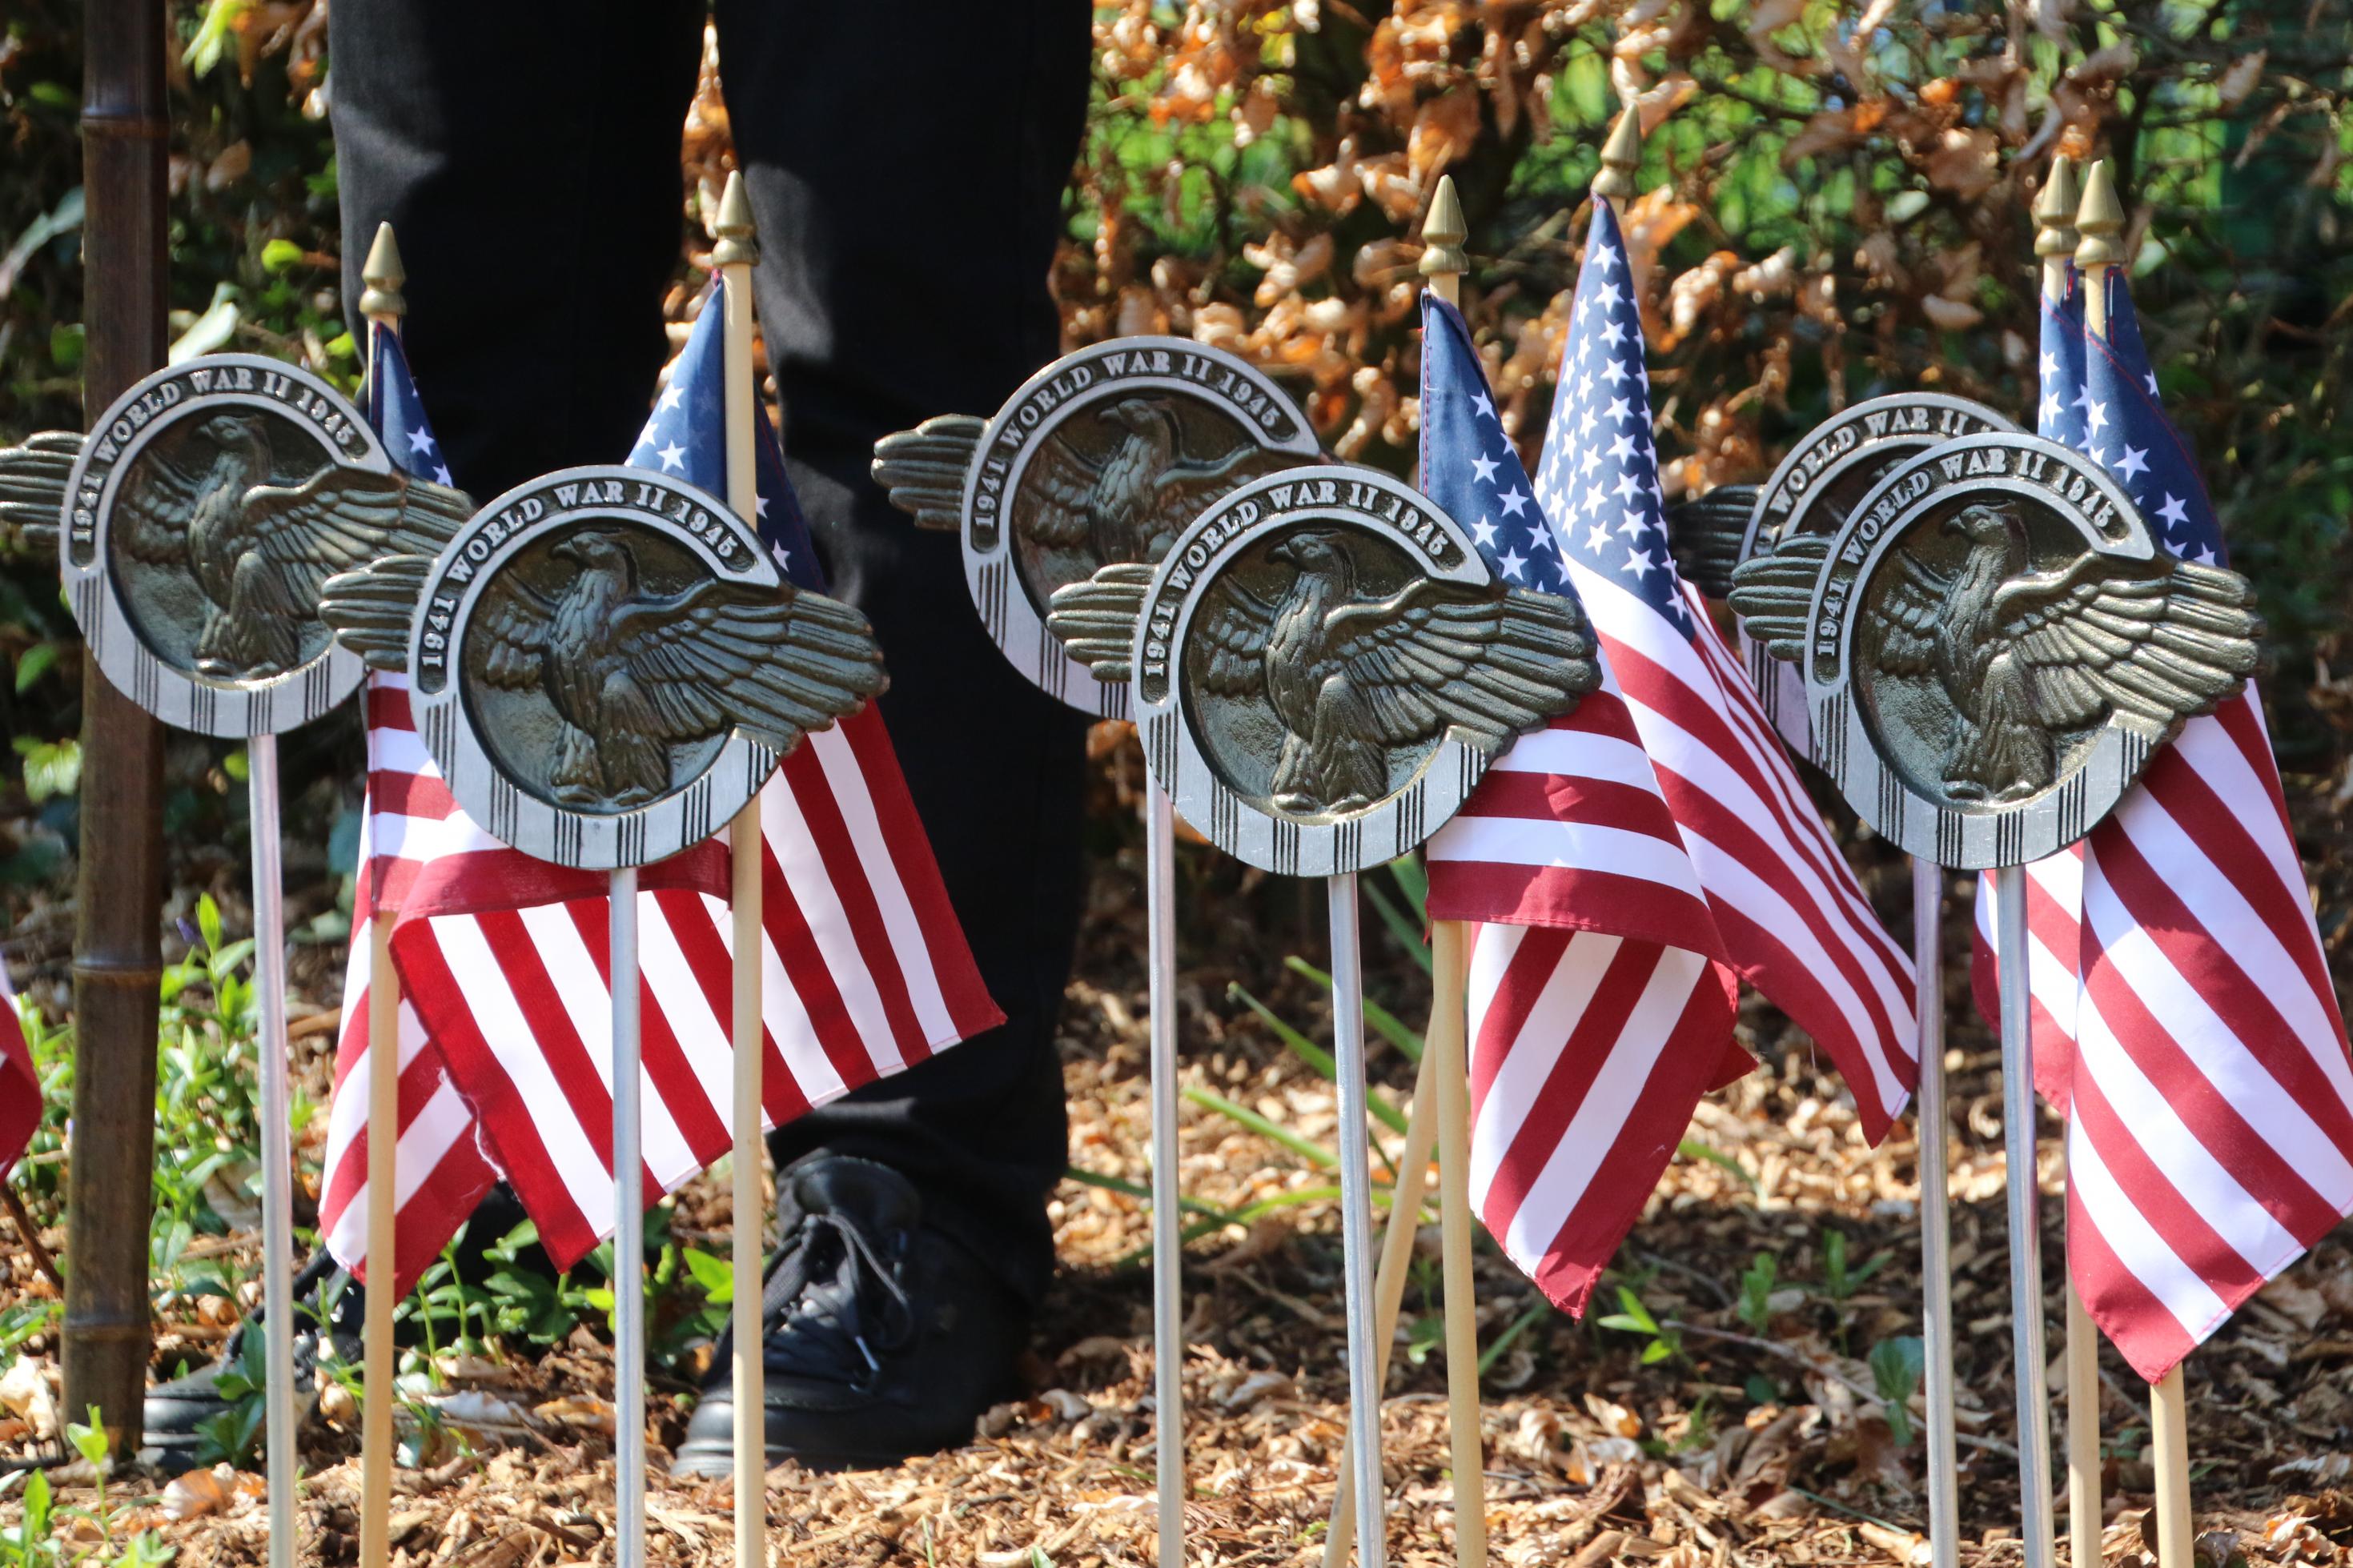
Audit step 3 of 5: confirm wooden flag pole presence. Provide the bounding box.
[712,169,770,1566]
[1416,173,1488,1568]
[2031,154,2107,1568]
[612,866,648,1568]
[357,221,407,1568]
[2075,160,2190,1568]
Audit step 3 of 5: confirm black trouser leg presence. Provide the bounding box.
[331,0,705,499]
[714,2,1094,1307]
[333,0,1093,1311]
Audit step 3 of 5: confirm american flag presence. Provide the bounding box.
[0,968,37,1181]
[1419,292,1740,1314]
[1529,200,1918,1141]
[2054,270,2353,1379]
[1970,275,2089,1110]
[321,283,998,1289]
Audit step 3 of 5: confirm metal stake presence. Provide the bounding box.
[1995,864,2057,1568]
[1146,781,1184,1566]
[1327,874,1385,1568]
[1913,860,1957,1568]
[612,868,646,1568]
[248,735,299,1568]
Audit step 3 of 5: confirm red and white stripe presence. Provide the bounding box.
[1429,674,1741,1314]
[0,967,39,1181]
[322,677,999,1290]
[2066,695,2353,1378]
[1570,567,1918,1139]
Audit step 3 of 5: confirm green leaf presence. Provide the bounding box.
[260,238,307,272]
[1610,1285,1659,1335]
[1359,878,1432,976]
[197,894,224,957]
[679,1247,734,1303]
[168,283,241,365]
[1279,959,1423,1064]
[183,0,251,77]
[12,644,58,694]
[1183,1085,1335,1168]
[1677,1137,1756,1190]
[1640,1338,1674,1365]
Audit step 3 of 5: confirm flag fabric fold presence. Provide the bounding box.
[1528,203,1917,1145]
[2055,272,2353,1380]
[323,287,998,1289]
[0,968,38,1182]
[1419,292,1740,1316]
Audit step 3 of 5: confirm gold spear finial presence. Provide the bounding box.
[1593,105,1641,203]
[2032,154,2080,259]
[711,169,760,269]
[2074,158,2126,271]
[1419,174,1468,280]
[359,221,405,323]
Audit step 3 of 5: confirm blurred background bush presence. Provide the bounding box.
[2,0,2349,989]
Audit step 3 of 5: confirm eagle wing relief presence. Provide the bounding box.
[871,414,984,531]
[317,555,436,671]
[1994,555,2259,736]
[1043,562,1154,681]
[1663,483,1761,601]
[1016,431,1106,549]
[1868,548,1953,677]
[1725,532,1834,663]
[469,574,563,690]
[110,451,211,566]
[1191,578,1279,698]
[604,578,886,756]
[1148,447,1300,552]
[0,431,84,549]
[1319,583,1598,755]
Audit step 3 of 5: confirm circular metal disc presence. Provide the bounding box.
[1130,465,1494,876]
[962,337,1319,719]
[1736,392,2018,759]
[405,466,787,869]
[62,354,382,736]
[1804,432,2168,869]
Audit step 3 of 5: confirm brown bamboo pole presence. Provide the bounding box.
[2030,155,2107,1568]
[65,0,170,1460]
[712,170,770,1566]
[358,221,407,1568]
[2074,159,2188,1568]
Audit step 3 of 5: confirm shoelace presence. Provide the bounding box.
[763,1210,918,1385]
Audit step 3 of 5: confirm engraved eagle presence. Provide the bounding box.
[0,416,472,676]
[1729,503,2260,803]
[1660,483,1760,600]
[319,530,885,807]
[1049,530,1598,814]
[873,399,1289,563]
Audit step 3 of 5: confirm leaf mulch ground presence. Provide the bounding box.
[6,740,2353,1566]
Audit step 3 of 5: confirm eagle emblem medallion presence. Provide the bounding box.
[1729,432,2259,869]
[319,466,884,870]
[46,355,472,736]
[1716,393,2019,760]
[871,339,1319,719]
[1082,465,1598,877]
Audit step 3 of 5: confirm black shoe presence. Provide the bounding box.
[139,1249,363,1470]
[670,1155,1029,1476]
